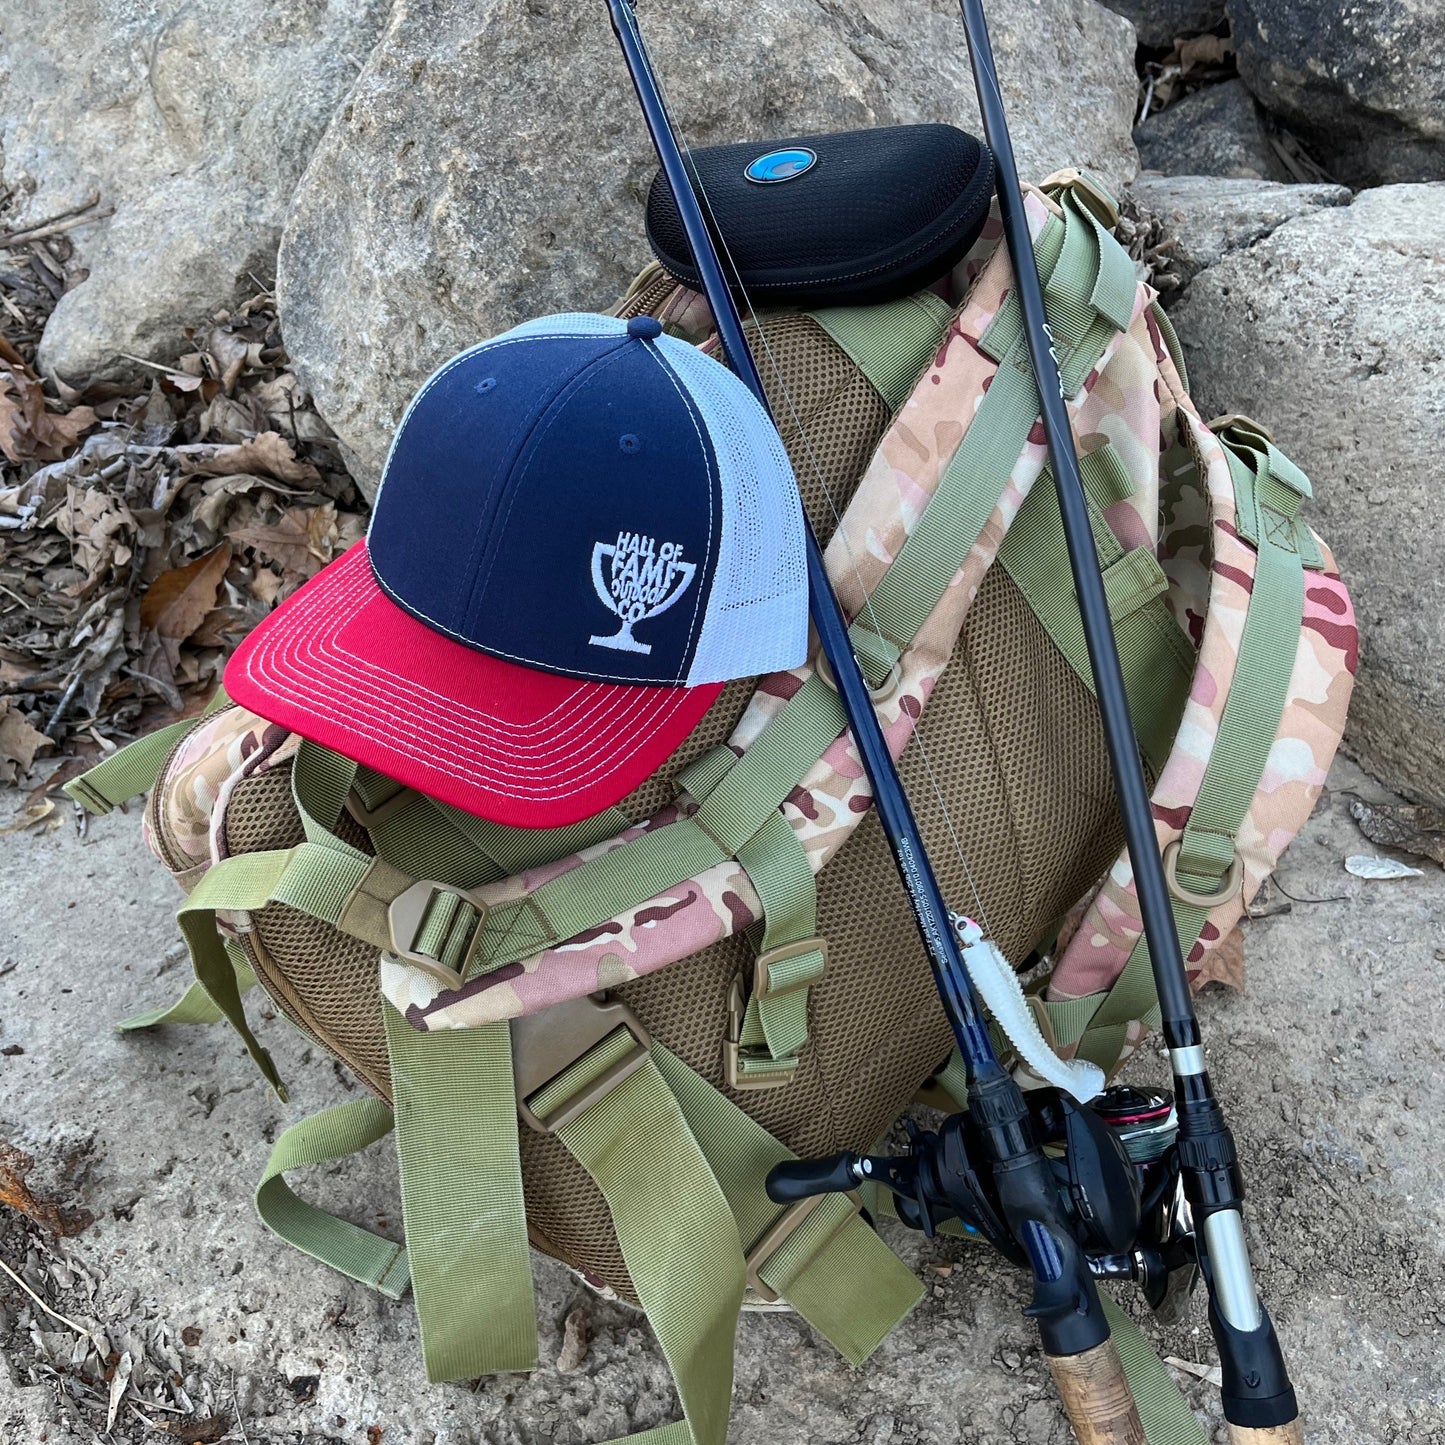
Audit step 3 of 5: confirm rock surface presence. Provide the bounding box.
[3,755,1443,1443]
[1169,183,1445,801]
[1100,0,1226,48]
[0,0,391,383]
[1129,173,1349,290]
[277,0,1140,497]
[1135,78,1289,180]
[1230,0,1445,186]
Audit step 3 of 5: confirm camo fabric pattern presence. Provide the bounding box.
[387,190,1159,1032]
[144,705,299,879]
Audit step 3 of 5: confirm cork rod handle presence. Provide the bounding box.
[1227,1422,1306,1444]
[1046,1340,1148,1445]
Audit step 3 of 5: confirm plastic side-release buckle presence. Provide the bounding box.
[512,993,653,1134]
[724,977,801,1092]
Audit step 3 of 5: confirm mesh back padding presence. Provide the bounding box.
[518,566,1125,1299]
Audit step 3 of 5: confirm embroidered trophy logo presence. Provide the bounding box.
[589,531,697,654]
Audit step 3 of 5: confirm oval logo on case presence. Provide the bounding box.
[744,148,817,184]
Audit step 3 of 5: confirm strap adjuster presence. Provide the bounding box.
[744,1192,862,1304]
[752,936,828,1002]
[512,994,653,1134]
[387,879,490,989]
[724,978,799,1092]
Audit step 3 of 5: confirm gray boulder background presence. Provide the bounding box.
[1129,174,1350,288]
[1229,0,1445,186]
[1135,77,1289,180]
[0,0,392,383]
[1168,182,1445,802]
[1099,0,1225,47]
[276,0,1139,493]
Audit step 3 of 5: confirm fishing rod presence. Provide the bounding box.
[954,1,1302,1440]
[605,3,1147,1440]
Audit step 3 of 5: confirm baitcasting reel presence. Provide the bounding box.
[767,1084,1198,1318]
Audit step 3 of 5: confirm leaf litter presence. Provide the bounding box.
[0,251,365,812]
[1349,797,1445,870]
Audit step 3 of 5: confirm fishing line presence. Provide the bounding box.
[628,9,999,944]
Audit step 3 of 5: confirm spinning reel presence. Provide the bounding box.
[768,1085,1198,1318]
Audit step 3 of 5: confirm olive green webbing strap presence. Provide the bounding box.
[64,684,232,816]
[254,1096,411,1300]
[734,812,825,1072]
[116,949,258,1031]
[477,673,846,974]
[808,291,957,412]
[653,1047,923,1365]
[853,206,1112,658]
[1051,437,1311,1073]
[532,1031,745,1445]
[384,1004,537,1380]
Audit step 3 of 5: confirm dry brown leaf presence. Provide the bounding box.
[1177,33,1234,72]
[231,506,333,578]
[556,1307,590,1373]
[0,697,54,783]
[139,543,232,642]
[0,338,98,463]
[1193,925,1246,993]
[151,1416,231,1443]
[177,430,321,485]
[0,1140,93,1236]
[1349,798,1445,869]
[0,797,57,834]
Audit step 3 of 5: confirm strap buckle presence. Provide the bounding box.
[744,1191,862,1304]
[1163,839,1244,909]
[724,978,799,1092]
[512,993,653,1134]
[753,936,828,1002]
[387,879,490,990]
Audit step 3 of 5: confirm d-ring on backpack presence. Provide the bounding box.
[70,136,1357,1444]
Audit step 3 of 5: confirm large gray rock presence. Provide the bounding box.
[1169,183,1445,800]
[1230,0,1445,186]
[1129,173,1350,290]
[278,0,1139,496]
[1100,0,1225,47]
[0,0,391,382]
[1135,78,1290,181]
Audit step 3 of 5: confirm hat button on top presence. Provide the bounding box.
[626,315,663,340]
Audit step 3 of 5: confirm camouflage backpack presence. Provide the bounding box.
[69,170,1356,1444]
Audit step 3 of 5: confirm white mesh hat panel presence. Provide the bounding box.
[656,334,810,687]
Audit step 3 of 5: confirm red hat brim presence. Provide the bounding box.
[224,540,723,828]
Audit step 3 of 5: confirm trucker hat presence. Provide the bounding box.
[225,312,809,827]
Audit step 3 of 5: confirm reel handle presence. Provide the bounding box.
[765,1154,861,1203]
[1046,1340,1147,1445]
